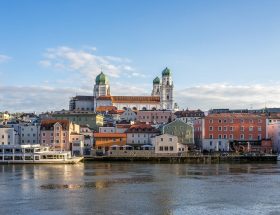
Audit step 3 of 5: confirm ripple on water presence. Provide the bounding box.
[40,176,154,190]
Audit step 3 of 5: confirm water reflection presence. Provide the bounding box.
[0,162,280,215]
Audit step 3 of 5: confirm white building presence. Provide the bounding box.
[69,67,175,112]
[120,108,137,122]
[18,124,40,145]
[126,124,160,146]
[99,127,116,133]
[154,134,187,154]
[202,139,229,152]
[267,118,280,152]
[0,126,19,145]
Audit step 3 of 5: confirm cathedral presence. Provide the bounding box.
[69,67,174,111]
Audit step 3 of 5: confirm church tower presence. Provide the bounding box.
[151,77,161,96]
[160,67,173,110]
[93,71,110,110]
[94,71,110,97]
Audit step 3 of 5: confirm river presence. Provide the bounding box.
[0,162,280,215]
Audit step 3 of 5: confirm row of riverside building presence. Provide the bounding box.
[1,68,280,155]
[2,107,280,156]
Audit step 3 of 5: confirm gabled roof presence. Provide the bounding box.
[126,123,160,133]
[41,119,70,130]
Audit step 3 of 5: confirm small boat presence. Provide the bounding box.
[0,144,83,164]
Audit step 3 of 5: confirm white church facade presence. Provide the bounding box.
[69,67,174,111]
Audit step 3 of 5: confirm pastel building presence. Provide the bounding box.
[154,134,188,154]
[126,123,160,147]
[18,124,40,145]
[163,119,194,149]
[93,133,127,152]
[40,119,80,150]
[0,126,19,145]
[267,115,280,152]
[136,110,175,124]
[52,110,104,131]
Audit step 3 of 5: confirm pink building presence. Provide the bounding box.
[136,110,175,124]
[40,119,80,150]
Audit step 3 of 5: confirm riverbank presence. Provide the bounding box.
[85,154,277,164]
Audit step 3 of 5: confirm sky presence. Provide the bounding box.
[1,0,280,112]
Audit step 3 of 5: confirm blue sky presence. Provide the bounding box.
[1,0,280,112]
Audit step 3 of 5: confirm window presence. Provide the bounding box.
[209,119,213,123]
[258,134,262,140]
[1,135,4,139]
[169,138,172,142]
[42,133,45,136]
[27,134,30,137]
[56,140,59,143]
[258,127,262,132]
[258,119,262,123]
[218,127,222,131]
[209,126,213,131]
[249,126,253,132]
[161,138,163,141]
[169,146,173,151]
[249,134,253,140]
[240,119,244,123]
[218,119,222,123]
[219,141,222,146]
[230,126,234,131]
[240,134,244,140]
[51,133,53,136]
[224,126,227,131]
[223,134,227,139]
[218,134,222,139]
[240,126,244,132]
[210,141,212,146]
[42,140,45,143]
[223,119,227,123]
[56,127,59,130]
[229,134,233,139]
[51,140,53,143]
[8,135,10,139]
[56,133,59,136]
[33,134,35,137]
[230,119,234,123]
[164,146,168,151]
[159,146,163,151]
[249,119,253,123]
[209,134,213,139]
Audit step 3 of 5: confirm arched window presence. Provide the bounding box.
[142,107,147,111]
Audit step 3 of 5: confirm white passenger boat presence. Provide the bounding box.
[0,144,83,164]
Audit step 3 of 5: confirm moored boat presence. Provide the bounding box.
[0,144,83,164]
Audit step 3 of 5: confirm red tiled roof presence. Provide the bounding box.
[41,119,70,130]
[93,133,127,138]
[112,96,160,104]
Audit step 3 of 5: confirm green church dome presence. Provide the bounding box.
[162,67,171,76]
[96,72,109,85]
[153,76,161,84]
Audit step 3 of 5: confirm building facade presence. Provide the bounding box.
[69,67,175,112]
[40,119,80,150]
[163,119,194,148]
[126,124,160,147]
[52,110,104,131]
[154,134,188,154]
[136,110,175,124]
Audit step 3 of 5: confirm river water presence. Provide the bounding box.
[0,162,280,215]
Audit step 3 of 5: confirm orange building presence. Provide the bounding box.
[94,133,127,151]
[196,113,269,152]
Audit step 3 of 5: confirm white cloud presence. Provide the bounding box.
[39,46,137,82]
[2,83,280,113]
[176,83,280,110]
[0,54,11,63]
